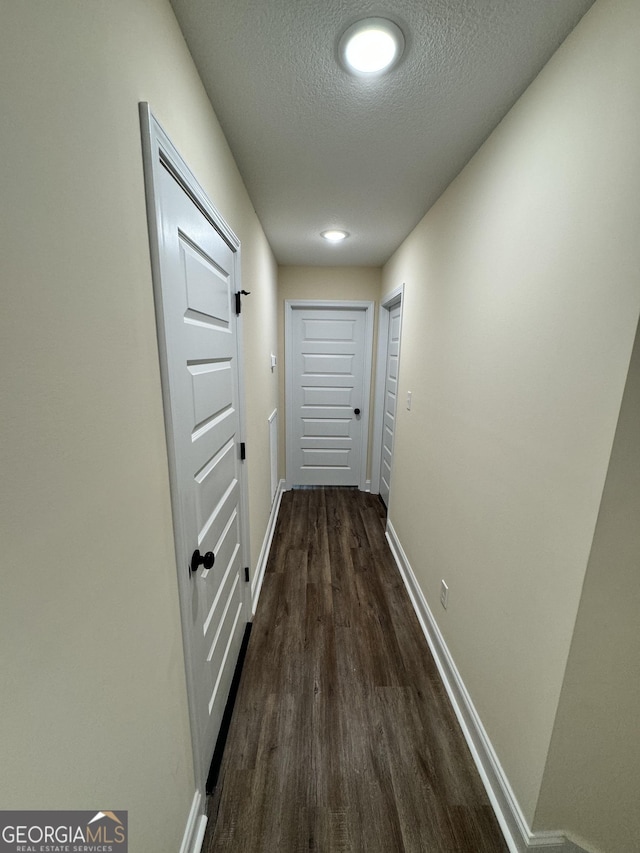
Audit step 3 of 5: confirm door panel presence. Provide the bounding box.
[302,418,352,438]
[181,238,231,325]
[303,353,355,375]
[303,387,353,406]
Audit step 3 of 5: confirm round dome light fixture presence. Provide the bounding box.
[339,18,405,77]
[321,229,349,243]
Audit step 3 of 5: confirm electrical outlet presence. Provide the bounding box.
[440,580,449,610]
[406,391,412,410]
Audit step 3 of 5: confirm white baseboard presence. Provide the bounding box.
[385,520,590,853]
[179,791,207,853]
[251,479,286,614]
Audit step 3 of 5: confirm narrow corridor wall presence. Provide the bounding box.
[381,0,640,844]
[0,1,278,850]
[534,311,640,851]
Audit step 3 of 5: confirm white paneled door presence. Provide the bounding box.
[379,301,401,507]
[141,108,248,800]
[287,302,373,488]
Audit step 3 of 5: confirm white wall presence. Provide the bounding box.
[0,1,278,850]
[381,0,640,841]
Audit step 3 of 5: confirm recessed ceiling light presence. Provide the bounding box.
[321,229,349,243]
[339,18,405,76]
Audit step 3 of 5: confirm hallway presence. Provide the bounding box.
[204,488,508,852]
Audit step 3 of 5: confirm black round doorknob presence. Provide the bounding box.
[190,549,215,574]
[354,408,361,415]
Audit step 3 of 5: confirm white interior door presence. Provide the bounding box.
[379,302,401,507]
[286,302,373,488]
[142,110,248,799]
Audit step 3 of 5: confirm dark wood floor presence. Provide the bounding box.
[204,488,508,852]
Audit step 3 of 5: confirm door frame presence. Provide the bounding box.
[370,285,404,497]
[139,103,251,803]
[285,300,374,491]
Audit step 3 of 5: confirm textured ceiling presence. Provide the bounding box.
[169,0,595,266]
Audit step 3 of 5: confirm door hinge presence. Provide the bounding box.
[240,441,246,461]
[244,566,250,583]
[235,289,251,315]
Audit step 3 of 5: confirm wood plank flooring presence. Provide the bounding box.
[204,488,508,852]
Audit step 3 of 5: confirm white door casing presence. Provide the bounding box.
[371,286,404,501]
[285,301,374,489]
[379,301,402,507]
[140,105,249,801]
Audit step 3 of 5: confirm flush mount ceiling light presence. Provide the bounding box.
[321,229,349,243]
[339,18,405,76]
